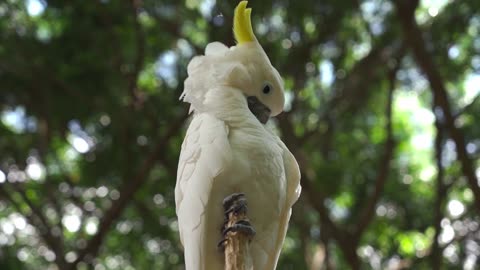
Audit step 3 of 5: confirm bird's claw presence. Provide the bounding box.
[223,220,256,237]
[217,219,256,250]
[217,193,255,251]
[222,193,247,216]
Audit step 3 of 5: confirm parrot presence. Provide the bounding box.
[175,1,301,269]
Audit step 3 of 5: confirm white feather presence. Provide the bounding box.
[205,42,229,56]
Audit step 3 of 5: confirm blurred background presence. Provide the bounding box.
[0,0,479,269]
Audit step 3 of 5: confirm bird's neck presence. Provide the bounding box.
[202,86,263,129]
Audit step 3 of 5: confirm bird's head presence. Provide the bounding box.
[227,0,285,123]
[182,1,285,124]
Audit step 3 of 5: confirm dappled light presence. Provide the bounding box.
[0,0,479,269]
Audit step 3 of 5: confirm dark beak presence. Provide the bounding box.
[247,96,271,124]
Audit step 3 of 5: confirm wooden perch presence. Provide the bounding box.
[222,193,255,270]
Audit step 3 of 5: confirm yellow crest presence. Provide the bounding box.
[233,1,256,44]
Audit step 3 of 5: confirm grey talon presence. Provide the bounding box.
[222,193,246,211]
[222,220,256,237]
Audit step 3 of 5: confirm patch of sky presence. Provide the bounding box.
[67,120,94,154]
[416,0,450,24]
[319,60,334,87]
[360,0,393,36]
[462,73,480,106]
[394,90,435,179]
[26,0,46,17]
[396,66,428,93]
[395,92,434,151]
[1,106,37,133]
[448,45,460,60]
[176,39,194,58]
[155,51,178,88]
[199,0,215,19]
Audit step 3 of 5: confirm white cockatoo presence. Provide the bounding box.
[175,1,301,269]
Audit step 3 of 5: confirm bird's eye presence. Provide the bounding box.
[262,83,272,95]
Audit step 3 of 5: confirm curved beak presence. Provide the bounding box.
[247,96,271,124]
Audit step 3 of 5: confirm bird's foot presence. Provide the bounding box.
[223,220,256,237]
[217,219,256,250]
[217,193,255,251]
[222,192,248,216]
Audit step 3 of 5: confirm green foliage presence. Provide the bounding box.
[0,0,479,269]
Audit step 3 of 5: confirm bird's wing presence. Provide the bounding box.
[266,143,301,269]
[175,113,232,270]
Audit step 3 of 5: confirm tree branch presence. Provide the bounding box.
[430,119,447,269]
[70,111,188,268]
[276,37,405,270]
[278,119,360,269]
[0,185,67,268]
[127,0,146,108]
[394,0,480,211]
[299,42,405,144]
[353,64,398,241]
[453,94,480,119]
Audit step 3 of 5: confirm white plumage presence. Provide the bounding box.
[175,3,301,269]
